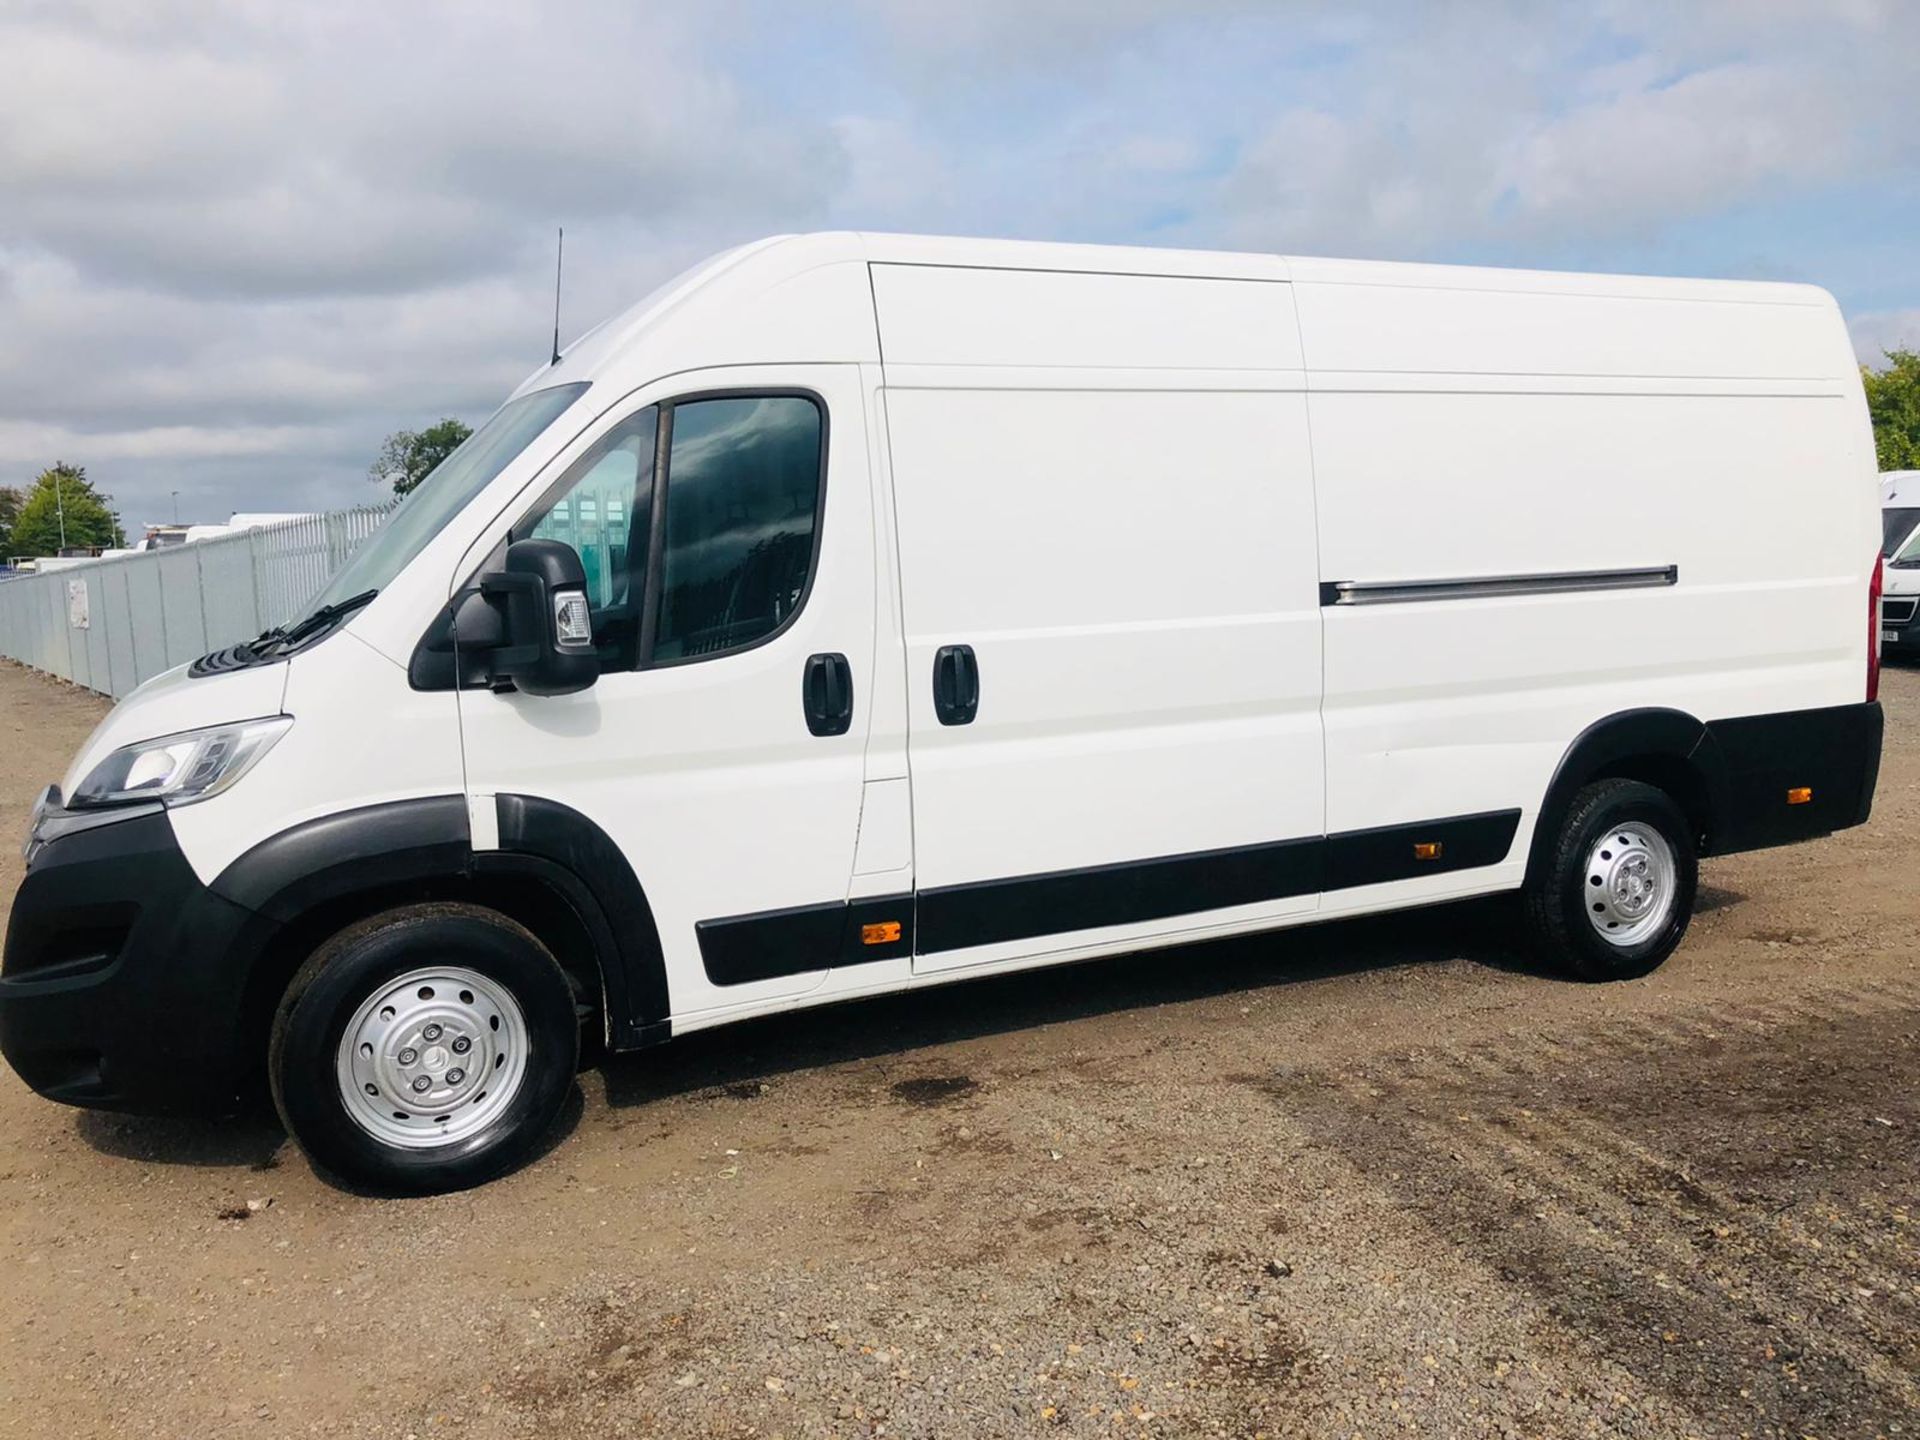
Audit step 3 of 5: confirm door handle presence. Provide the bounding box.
[803,652,854,737]
[932,644,979,726]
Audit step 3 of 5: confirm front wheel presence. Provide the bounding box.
[1523,778,1698,981]
[268,903,580,1193]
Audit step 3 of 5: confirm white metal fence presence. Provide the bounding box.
[0,506,394,699]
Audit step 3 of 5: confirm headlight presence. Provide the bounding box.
[68,716,293,809]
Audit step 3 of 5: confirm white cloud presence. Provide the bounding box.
[1851,311,1920,365]
[1494,63,1852,227]
[0,3,839,299]
[851,0,1265,60]
[0,420,318,464]
[1211,5,1913,258]
[0,0,852,516]
[0,0,1914,520]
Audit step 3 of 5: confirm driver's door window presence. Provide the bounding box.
[516,391,824,673]
[521,407,657,668]
[653,395,824,663]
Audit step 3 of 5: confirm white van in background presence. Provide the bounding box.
[1883,472,1920,653]
[1883,471,1920,555]
[0,234,1885,1193]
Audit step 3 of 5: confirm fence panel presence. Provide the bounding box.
[101,566,137,697]
[0,503,395,699]
[125,560,170,688]
[155,547,208,671]
[82,573,111,693]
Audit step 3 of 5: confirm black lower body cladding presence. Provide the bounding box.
[0,810,271,1113]
[1701,701,1882,854]
[0,792,672,1120]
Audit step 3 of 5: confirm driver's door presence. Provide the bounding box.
[456,366,877,1019]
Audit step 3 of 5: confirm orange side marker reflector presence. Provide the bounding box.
[1413,841,1444,861]
[861,921,903,945]
[1786,787,1812,806]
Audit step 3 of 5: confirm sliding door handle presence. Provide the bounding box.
[803,652,853,736]
[932,644,979,726]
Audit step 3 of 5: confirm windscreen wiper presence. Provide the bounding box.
[255,589,379,655]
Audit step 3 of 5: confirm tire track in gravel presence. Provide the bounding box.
[1236,984,1920,1438]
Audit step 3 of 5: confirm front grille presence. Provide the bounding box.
[1883,596,1918,628]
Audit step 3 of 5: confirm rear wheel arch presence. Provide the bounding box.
[1526,708,1729,885]
[1523,776,1699,980]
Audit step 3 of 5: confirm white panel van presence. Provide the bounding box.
[1884,472,1920,651]
[0,235,1885,1193]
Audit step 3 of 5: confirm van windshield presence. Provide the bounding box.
[1894,525,1920,568]
[1883,507,1920,557]
[305,382,590,613]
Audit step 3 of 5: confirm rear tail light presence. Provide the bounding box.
[1869,551,1883,702]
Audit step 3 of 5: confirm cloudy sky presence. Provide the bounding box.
[2,0,1917,527]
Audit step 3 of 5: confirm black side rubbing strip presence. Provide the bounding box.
[698,811,1527,972]
[1323,809,1521,890]
[916,836,1325,956]
[697,810,1526,978]
[698,892,914,986]
[909,809,1522,957]
[1320,566,1677,608]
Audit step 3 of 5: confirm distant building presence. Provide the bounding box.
[124,513,319,553]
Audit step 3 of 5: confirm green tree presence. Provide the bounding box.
[370,417,474,497]
[12,464,125,557]
[1863,349,1920,471]
[0,485,22,557]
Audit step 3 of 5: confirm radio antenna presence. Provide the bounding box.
[550,227,565,366]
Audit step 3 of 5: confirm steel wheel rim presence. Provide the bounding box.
[1583,823,1677,947]
[334,966,530,1149]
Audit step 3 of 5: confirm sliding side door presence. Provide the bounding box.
[872,262,1325,975]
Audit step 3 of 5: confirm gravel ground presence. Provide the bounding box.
[0,658,1916,1439]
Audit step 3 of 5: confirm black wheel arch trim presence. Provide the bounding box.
[492,793,670,1044]
[1527,700,1884,876]
[210,796,475,921]
[1526,708,1726,886]
[210,794,671,1052]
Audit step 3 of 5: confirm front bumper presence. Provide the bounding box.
[1883,593,1920,652]
[0,802,271,1114]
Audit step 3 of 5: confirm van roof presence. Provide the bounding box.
[519,231,1842,403]
[851,231,1834,306]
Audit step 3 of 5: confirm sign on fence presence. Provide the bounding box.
[66,579,88,631]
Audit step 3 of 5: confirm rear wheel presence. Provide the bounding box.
[1523,778,1697,981]
[269,903,579,1193]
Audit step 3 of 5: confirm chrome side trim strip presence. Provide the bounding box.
[1319,565,1678,607]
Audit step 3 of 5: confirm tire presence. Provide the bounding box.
[1523,778,1698,981]
[268,903,580,1194]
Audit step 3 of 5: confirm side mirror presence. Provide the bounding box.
[480,538,599,696]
